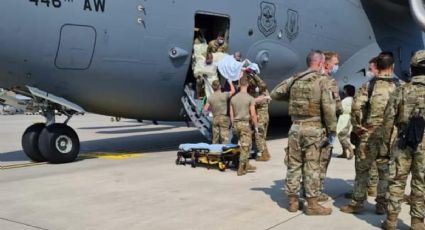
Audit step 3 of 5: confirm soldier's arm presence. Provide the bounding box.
[270,77,293,101]
[230,104,235,126]
[320,79,337,134]
[252,74,264,85]
[351,83,368,129]
[222,43,228,52]
[203,102,210,112]
[250,100,259,131]
[228,80,235,97]
[330,78,343,116]
[207,40,214,52]
[382,88,402,148]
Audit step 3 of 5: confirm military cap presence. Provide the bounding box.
[411,50,425,67]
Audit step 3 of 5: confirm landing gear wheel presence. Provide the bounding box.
[22,123,47,162]
[38,124,80,164]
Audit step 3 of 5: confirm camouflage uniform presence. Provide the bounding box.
[255,99,270,157]
[207,40,228,53]
[231,92,255,164]
[248,74,270,159]
[207,91,231,144]
[381,52,425,228]
[342,74,399,212]
[368,161,378,193]
[319,76,342,193]
[271,70,337,199]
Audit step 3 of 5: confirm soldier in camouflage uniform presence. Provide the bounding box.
[246,71,271,161]
[340,52,400,215]
[317,51,343,202]
[230,75,258,176]
[271,50,337,215]
[381,50,425,230]
[207,32,228,53]
[366,57,380,197]
[204,80,235,144]
[345,58,380,200]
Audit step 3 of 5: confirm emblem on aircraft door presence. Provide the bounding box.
[285,9,299,41]
[257,2,277,37]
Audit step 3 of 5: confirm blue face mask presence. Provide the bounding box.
[331,64,339,75]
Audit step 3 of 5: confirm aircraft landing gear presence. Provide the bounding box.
[21,86,85,164]
[22,123,47,162]
[38,123,80,164]
[21,114,80,164]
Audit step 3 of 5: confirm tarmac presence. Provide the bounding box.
[0,114,414,230]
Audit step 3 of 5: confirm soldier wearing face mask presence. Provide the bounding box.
[208,32,228,53]
[366,57,379,80]
[316,51,343,203]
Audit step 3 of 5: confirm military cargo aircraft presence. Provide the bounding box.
[0,0,424,163]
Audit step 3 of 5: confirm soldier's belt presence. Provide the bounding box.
[234,120,250,123]
[292,120,322,127]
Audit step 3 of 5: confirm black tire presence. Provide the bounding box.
[22,123,47,162]
[38,124,80,164]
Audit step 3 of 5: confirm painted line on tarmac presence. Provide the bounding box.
[79,152,144,159]
[1,162,47,170]
[0,217,49,230]
[1,145,178,170]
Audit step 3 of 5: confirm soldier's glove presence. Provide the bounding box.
[328,133,336,146]
[319,133,335,149]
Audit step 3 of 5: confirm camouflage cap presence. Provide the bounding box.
[411,50,425,67]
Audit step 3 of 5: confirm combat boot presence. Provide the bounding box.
[375,201,387,215]
[237,163,246,176]
[256,150,270,162]
[368,186,378,197]
[344,191,353,199]
[287,194,299,212]
[305,197,332,215]
[245,161,256,172]
[318,193,330,202]
[381,214,398,230]
[340,200,363,213]
[411,217,425,230]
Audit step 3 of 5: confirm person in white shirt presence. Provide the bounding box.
[336,84,356,159]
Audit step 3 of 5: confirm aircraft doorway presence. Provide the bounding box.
[194,13,230,45]
[185,12,230,91]
[181,12,230,141]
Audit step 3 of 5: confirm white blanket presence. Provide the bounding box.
[217,54,244,81]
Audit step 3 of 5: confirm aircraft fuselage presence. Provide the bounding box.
[0,0,422,120]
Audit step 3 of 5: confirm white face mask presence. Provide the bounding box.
[366,71,375,78]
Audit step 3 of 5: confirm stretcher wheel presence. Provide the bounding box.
[218,162,226,171]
